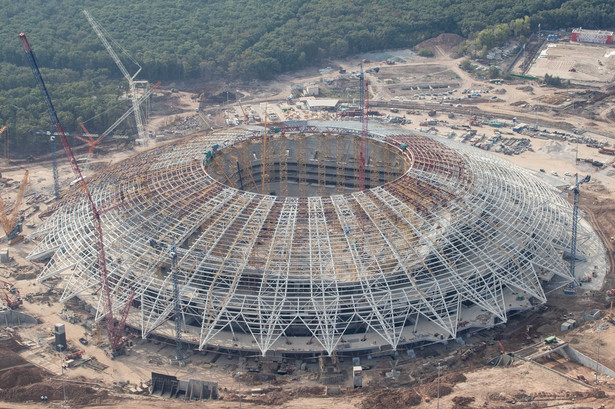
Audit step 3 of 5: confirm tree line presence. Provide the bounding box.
[0,0,613,156]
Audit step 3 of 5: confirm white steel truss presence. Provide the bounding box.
[29,123,585,356]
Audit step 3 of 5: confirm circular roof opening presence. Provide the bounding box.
[205,133,409,196]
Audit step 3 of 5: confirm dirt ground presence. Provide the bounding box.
[2,33,615,408]
[528,41,615,83]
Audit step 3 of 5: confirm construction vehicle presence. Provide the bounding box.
[523,325,533,343]
[0,280,22,309]
[469,116,481,126]
[496,341,505,354]
[238,100,249,124]
[66,350,85,360]
[0,171,29,244]
[21,33,135,357]
[460,349,473,361]
[472,341,487,353]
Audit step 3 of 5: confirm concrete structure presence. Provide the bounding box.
[558,344,615,379]
[0,309,37,327]
[29,122,591,356]
[304,85,319,96]
[560,319,577,331]
[0,249,8,263]
[571,28,613,44]
[305,98,339,111]
[54,323,66,352]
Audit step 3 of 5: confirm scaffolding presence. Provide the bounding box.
[279,136,288,197]
[317,135,327,196]
[29,123,582,357]
[336,134,345,194]
[297,135,307,197]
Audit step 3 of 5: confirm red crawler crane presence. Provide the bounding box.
[359,80,369,191]
[20,33,134,355]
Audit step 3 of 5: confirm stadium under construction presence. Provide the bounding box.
[28,121,603,357]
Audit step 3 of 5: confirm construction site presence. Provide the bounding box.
[4,22,615,409]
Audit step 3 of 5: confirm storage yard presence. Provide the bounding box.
[3,33,615,408]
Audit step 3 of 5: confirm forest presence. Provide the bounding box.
[1,0,614,156]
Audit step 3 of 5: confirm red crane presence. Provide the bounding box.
[76,123,104,158]
[359,80,369,191]
[20,33,133,354]
[0,280,22,309]
[238,99,249,124]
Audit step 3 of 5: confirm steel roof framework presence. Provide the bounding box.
[29,123,578,355]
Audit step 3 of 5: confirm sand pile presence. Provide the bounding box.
[0,366,44,388]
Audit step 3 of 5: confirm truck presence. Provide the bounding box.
[544,336,557,344]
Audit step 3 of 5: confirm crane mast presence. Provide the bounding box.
[20,33,131,353]
[83,10,147,141]
[359,79,369,191]
[569,174,591,283]
[50,132,60,200]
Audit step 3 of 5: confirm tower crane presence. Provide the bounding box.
[537,173,590,286]
[20,33,134,355]
[50,130,60,200]
[568,174,591,283]
[83,10,149,141]
[359,79,369,191]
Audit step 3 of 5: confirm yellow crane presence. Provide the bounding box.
[0,171,29,244]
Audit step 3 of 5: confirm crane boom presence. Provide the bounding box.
[20,33,129,352]
[238,100,249,124]
[83,10,147,141]
[0,171,28,237]
[100,82,160,139]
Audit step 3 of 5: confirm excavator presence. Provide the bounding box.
[0,171,29,244]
